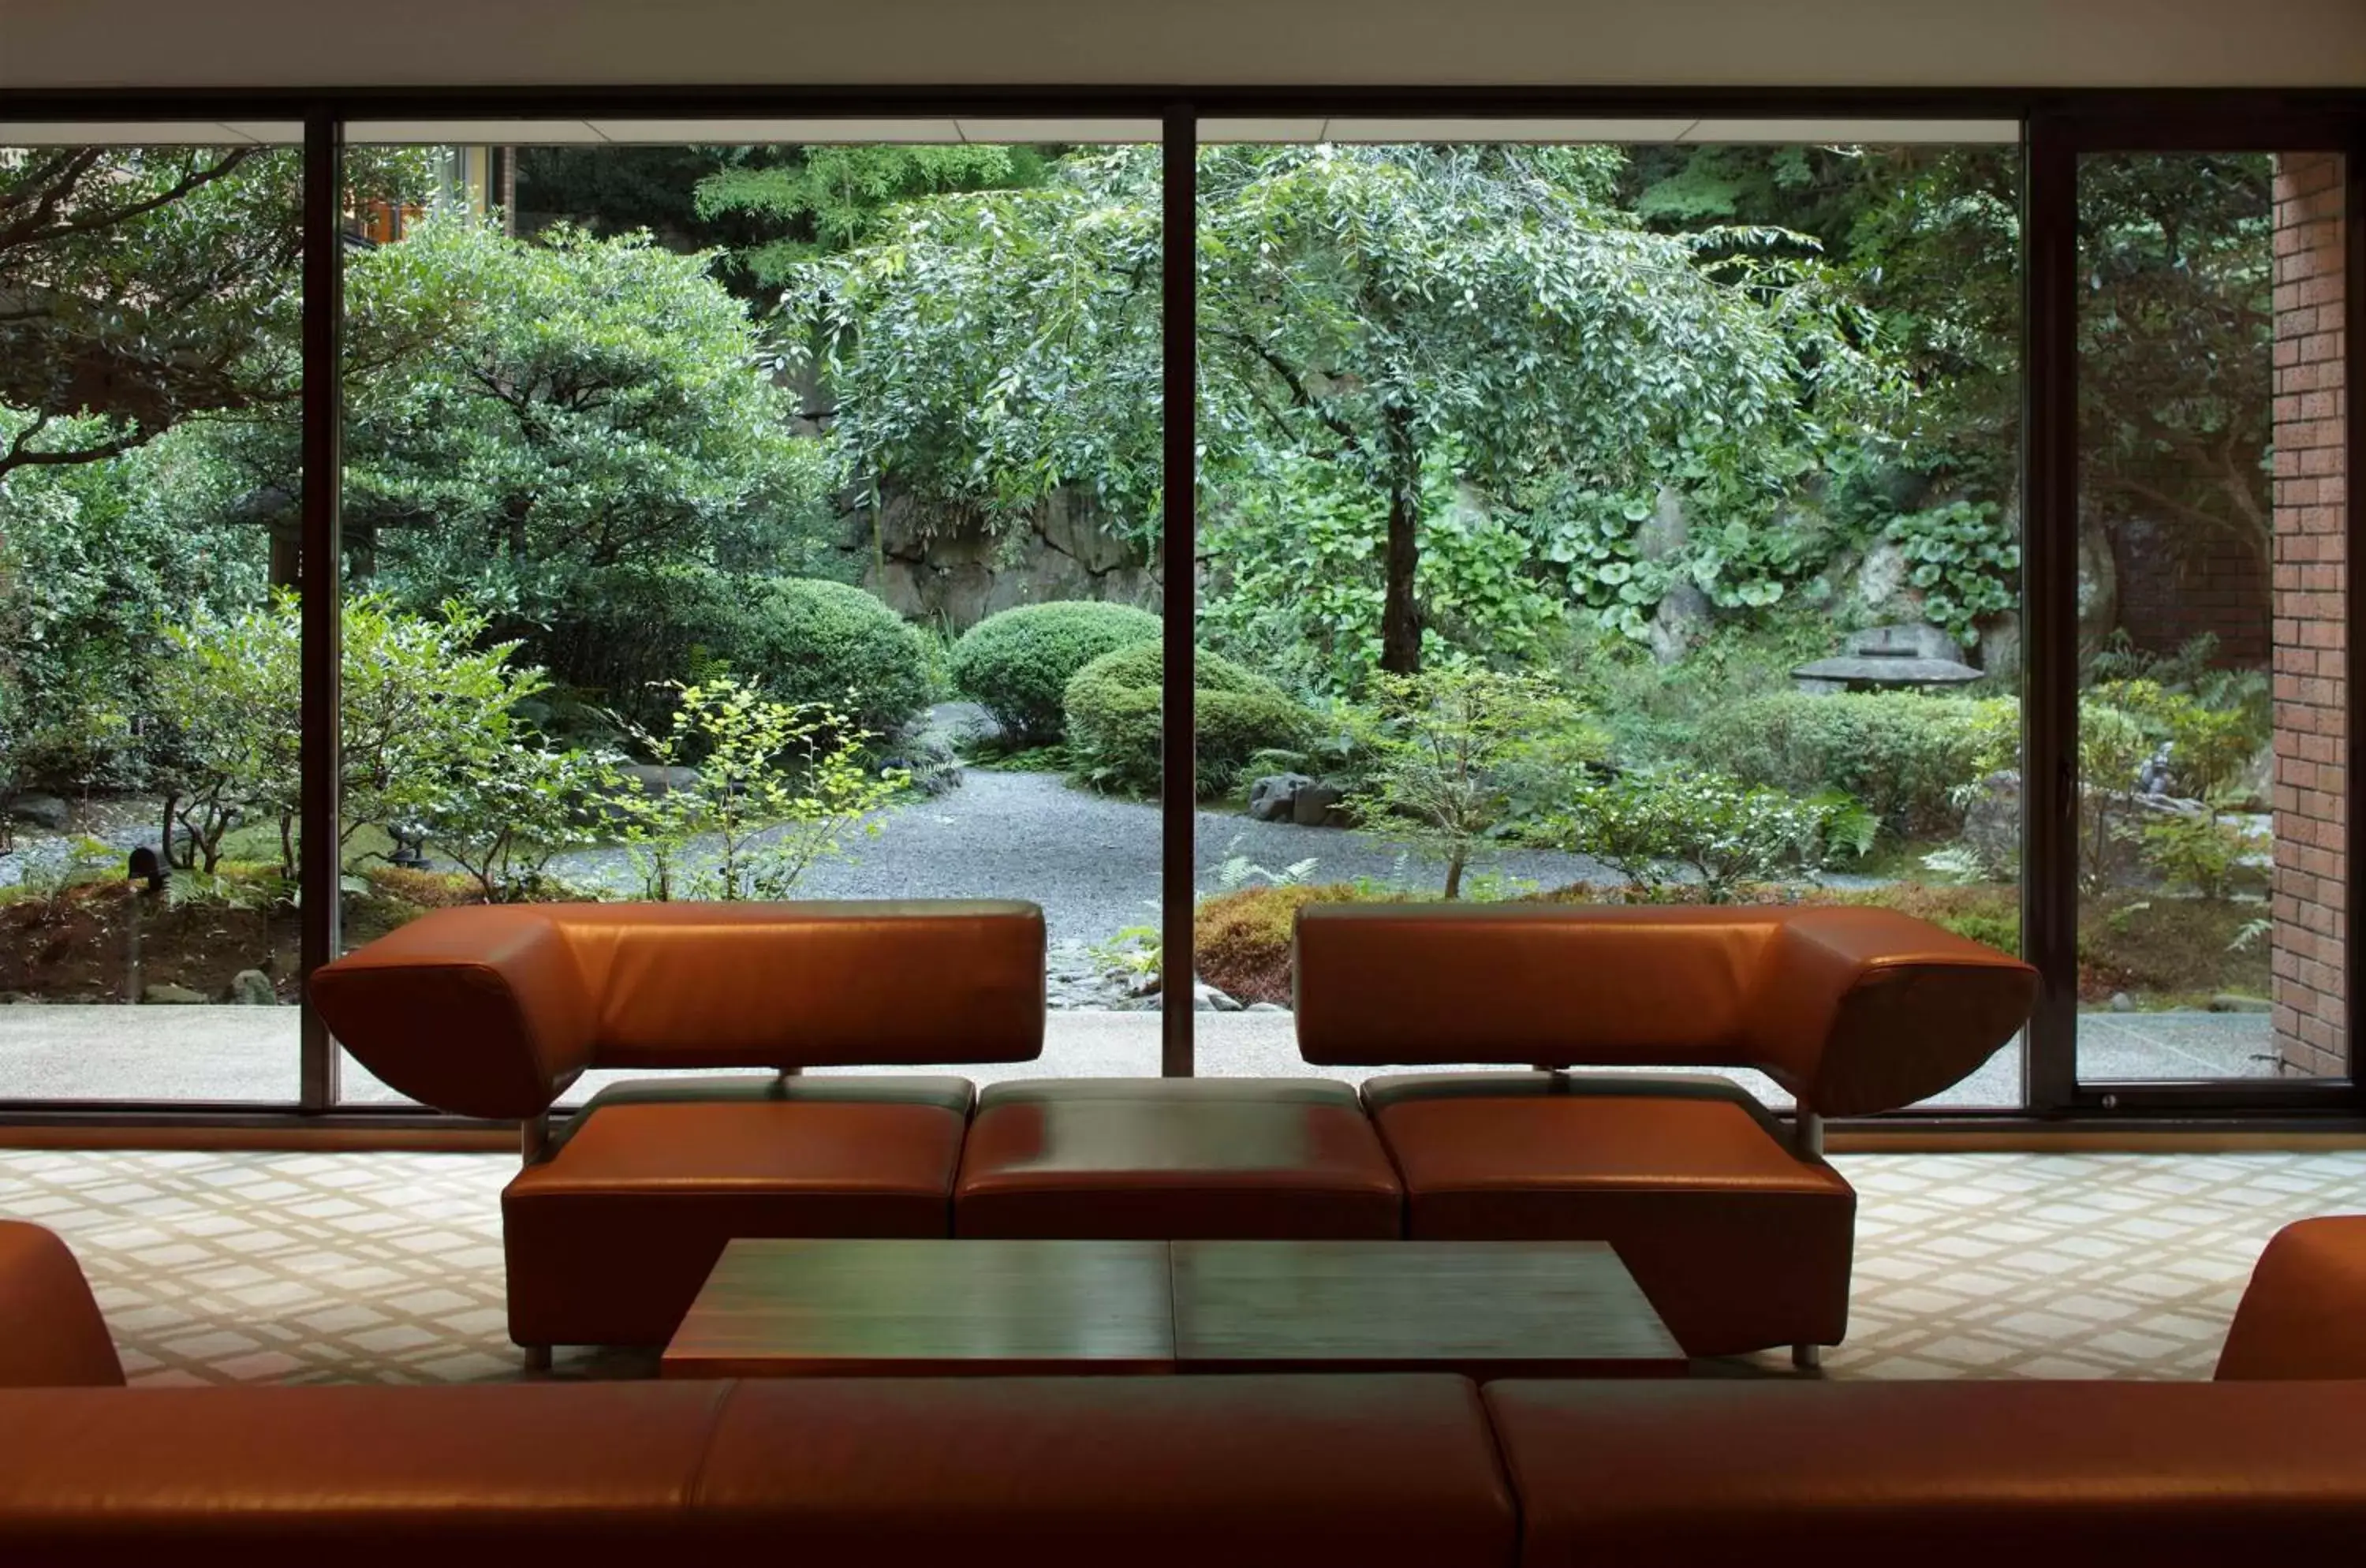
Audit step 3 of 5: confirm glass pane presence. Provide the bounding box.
[1192,136,2026,1109]
[0,136,305,1103]
[2074,151,2348,1085]
[332,133,1165,1105]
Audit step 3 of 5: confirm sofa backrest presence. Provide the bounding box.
[0,1376,1515,1566]
[1485,1378,2366,1560]
[312,901,1047,1119]
[1293,903,2037,1115]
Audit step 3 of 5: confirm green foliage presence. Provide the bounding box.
[424,741,612,905]
[1540,771,1866,901]
[522,566,931,742]
[0,144,435,476]
[1344,668,1605,898]
[2076,702,2153,891]
[1204,447,1566,697]
[696,144,1054,287]
[149,594,559,881]
[950,601,1163,746]
[1062,641,1315,797]
[793,144,1898,686]
[2140,812,2248,902]
[330,219,835,612]
[1885,498,2018,645]
[2089,676,2260,801]
[613,675,906,902]
[1692,691,2017,835]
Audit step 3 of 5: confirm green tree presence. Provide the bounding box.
[790,144,1894,681]
[696,144,1054,288]
[0,144,437,477]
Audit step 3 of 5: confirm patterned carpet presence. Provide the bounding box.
[1,1148,2360,1385]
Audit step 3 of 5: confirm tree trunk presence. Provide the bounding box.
[1379,404,1422,675]
[268,527,300,593]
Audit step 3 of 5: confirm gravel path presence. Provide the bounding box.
[547,765,1619,948]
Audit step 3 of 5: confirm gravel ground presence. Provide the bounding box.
[546,765,1619,950]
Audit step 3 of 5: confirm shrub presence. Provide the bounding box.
[1539,770,1869,901]
[614,674,908,902]
[1063,640,1315,797]
[521,566,931,741]
[1344,668,1607,898]
[1193,883,1379,1006]
[950,601,1162,746]
[1691,691,2015,836]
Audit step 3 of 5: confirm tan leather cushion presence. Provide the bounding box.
[698,1375,1516,1566]
[956,1079,1403,1239]
[1294,903,2035,1114]
[0,1223,122,1390]
[1374,1088,1852,1356]
[315,901,1045,1118]
[0,1383,731,1557]
[2218,1215,2366,1380]
[1487,1379,2366,1564]
[505,1096,966,1346]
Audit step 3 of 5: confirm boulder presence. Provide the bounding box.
[1959,769,2023,878]
[1980,611,2022,681]
[1647,579,1712,666]
[230,969,277,1006]
[1247,773,1313,823]
[616,764,698,799]
[7,793,69,831]
[1291,778,1349,828]
[1192,980,1241,1013]
[1852,539,1914,620]
[142,984,207,1005]
[878,730,963,798]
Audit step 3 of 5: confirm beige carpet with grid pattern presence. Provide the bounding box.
[2,1148,2361,1384]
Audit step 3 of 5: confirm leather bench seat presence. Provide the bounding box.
[954,1079,1404,1239]
[505,1077,974,1348]
[1365,1073,1853,1357]
[2216,1215,2366,1380]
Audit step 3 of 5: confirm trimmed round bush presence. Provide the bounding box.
[518,565,931,741]
[1690,691,2015,835]
[950,601,1162,746]
[1063,640,1315,797]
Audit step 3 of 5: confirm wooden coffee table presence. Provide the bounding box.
[661,1238,1685,1379]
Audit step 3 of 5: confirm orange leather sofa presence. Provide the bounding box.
[313,898,2034,1365]
[313,901,1048,1357]
[2,1218,2364,1560]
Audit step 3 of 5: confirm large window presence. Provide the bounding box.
[1187,126,2027,1107]
[327,122,1168,1105]
[0,103,2353,1122]
[0,128,308,1103]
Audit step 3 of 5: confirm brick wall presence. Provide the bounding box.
[2269,151,2349,1078]
[2113,513,2271,663]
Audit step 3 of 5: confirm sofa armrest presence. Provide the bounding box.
[2217,1217,2366,1380]
[312,908,596,1120]
[0,1223,124,1388]
[1750,908,2037,1116]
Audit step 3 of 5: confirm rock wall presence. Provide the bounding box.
[834,487,1160,633]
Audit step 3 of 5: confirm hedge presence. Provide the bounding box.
[1690,691,2014,835]
[1063,640,1315,797]
[950,600,1162,746]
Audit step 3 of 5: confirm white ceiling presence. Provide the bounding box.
[0,117,2021,147]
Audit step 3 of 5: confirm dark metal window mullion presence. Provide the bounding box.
[2021,116,2081,1114]
[297,108,345,1112]
[1160,104,1197,1077]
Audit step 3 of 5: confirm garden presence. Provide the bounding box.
[0,136,2285,1068]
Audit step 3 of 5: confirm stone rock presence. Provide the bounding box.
[877,730,963,798]
[1634,485,1688,562]
[616,763,698,799]
[1846,622,1964,663]
[1192,980,1241,1013]
[1291,779,1349,828]
[1247,773,1312,823]
[2236,743,2274,812]
[230,969,277,1006]
[1647,579,1712,666]
[2077,512,2118,647]
[1980,611,2022,681]
[1852,540,1913,620]
[142,984,207,1005]
[1245,1002,1289,1014]
[2209,994,2272,1014]
[7,793,69,831]
[1959,769,2024,878]
[2109,991,2135,1013]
